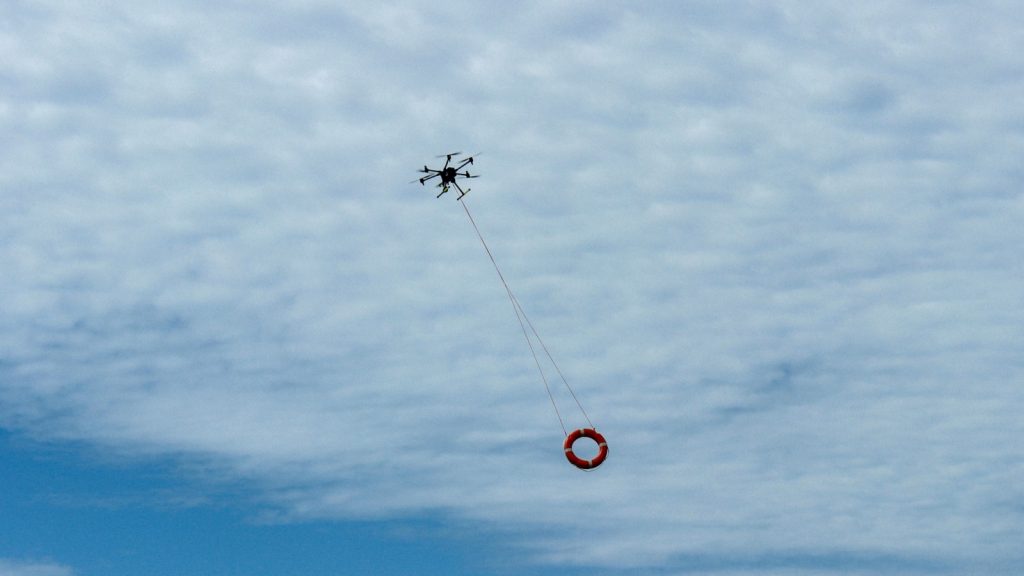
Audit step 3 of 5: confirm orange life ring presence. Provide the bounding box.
[563,428,608,469]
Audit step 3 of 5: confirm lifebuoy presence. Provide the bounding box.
[563,428,608,469]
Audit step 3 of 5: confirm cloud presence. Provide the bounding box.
[0,560,73,576]
[2,1,1023,574]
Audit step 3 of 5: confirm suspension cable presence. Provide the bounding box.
[460,198,594,435]
[509,292,594,429]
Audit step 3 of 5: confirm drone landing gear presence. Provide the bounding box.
[437,182,469,199]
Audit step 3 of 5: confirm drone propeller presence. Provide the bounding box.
[436,151,462,158]
[411,171,441,185]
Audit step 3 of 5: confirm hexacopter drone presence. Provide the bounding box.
[414,152,479,199]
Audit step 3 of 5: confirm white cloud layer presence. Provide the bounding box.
[2,1,1023,573]
[0,560,73,576]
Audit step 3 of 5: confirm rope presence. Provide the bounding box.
[460,198,593,435]
[509,292,595,429]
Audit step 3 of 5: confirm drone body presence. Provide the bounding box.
[414,152,479,199]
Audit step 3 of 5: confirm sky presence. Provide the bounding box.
[2,1,1023,575]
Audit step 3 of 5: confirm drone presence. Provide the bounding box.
[413,152,479,199]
